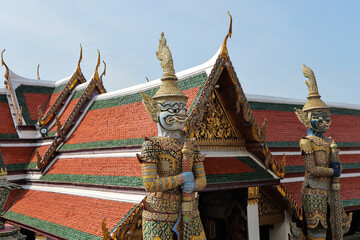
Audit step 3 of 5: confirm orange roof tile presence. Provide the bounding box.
[5,190,137,238]
[63,73,207,150]
[204,157,255,175]
[43,91,61,116]
[46,157,141,177]
[29,145,49,163]
[23,92,51,121]
[0,102,17,136]
[0,147,34,165]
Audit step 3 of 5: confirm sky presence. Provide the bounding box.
[0,1,359,104]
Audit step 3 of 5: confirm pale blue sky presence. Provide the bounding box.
[0,1,359,103]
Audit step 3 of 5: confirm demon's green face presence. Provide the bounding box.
[310,110,331,133]
[158,100,187,132]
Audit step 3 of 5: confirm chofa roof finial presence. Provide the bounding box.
[221,11,232,57]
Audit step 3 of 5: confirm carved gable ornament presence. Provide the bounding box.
[190,90,245,150]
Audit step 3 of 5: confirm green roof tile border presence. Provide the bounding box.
[0,133,19,139]
[0,94,8,103]
[6,163,30,171]
[40,174,144,187]
[343,198,360,208]
[71,88,85,100]
[15,85,54,125]
[4,211,101,240]
[89,72,207,111]
[286,162,360,173]
[268,141,360,148]
[248,101,360,116]
[207,156,274,184]
[26,162,38,170]
[53,83,67,94]
[60,138,144,151]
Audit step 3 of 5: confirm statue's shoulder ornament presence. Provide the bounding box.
[300,137,313,154]
[300,136,331,155]
[137,137,161,163]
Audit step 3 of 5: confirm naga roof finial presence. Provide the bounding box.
[1,49,9,80]
[221,11,232,57]
[77,44,83,74]
[93,49,101,81]
[100,60,106,80]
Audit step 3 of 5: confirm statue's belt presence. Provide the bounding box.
[144,194,199,222]
[143,209,200,222]
[149,192,182,201]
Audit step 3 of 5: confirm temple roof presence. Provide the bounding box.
[4,190,139,240]
[1,24,360,238]
[61,71,207,151]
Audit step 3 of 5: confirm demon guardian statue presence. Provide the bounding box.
[138,32,207,240]
[289,64,352,240]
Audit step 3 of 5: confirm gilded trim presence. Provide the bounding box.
[248,186,260,205]
[276,184,303,221]
[263,146,286,179]
[102,200,145,240]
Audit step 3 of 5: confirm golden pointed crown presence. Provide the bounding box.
[152,32,187,102]
[301,64,329,112]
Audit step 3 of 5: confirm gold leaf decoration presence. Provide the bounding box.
[192,91,236,140]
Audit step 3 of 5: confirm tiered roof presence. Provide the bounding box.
[0,30,285,239]
[2,21,358,239]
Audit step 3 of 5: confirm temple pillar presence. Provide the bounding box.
[269,210,292,240]
[247,186,260,240]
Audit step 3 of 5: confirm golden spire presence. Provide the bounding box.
[152,32,187,102]
[156,32,175,78]
[301,64,329,112]
[220,11,232,57]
